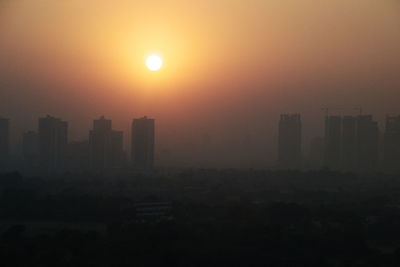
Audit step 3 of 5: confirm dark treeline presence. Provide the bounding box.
[1,170,400,266]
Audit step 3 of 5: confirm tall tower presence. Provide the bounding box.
[383,115,400,171]
[324,116,342,170]
[356,115,379,171]
[131,116,155,170]
[0,118,9,168]
[278,114,302,169]
[38,115,68,172]
[89,116,124,170]
[341,116,356,171]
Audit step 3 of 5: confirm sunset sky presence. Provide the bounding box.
[1,0,400,167]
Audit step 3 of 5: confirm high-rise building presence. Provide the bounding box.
[0,118,9,168]
[89,116,112,170]
[22,131,39,168]
[38,115,68,172]
[324,116,341,170]
[341,116,356,171]
[89,116,124,170]
[383,115,400,171]
[278,114,301,169]
[131,116,155,170]
[356,115,379,171]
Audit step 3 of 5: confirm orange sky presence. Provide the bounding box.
[1,0,400,166]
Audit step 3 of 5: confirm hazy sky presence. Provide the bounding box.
[1,0,400,166]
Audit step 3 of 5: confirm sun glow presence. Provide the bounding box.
[146,55,162,71]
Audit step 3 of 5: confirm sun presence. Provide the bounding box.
[146,55,162,71]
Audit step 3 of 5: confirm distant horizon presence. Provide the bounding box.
[1,2,400,266]
[1,0,400,167]
[0,112,399,171]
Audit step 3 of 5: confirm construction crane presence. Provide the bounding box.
[320,107,343,116]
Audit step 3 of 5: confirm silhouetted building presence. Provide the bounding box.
[341,116,356,171]
[0,118,9,169]
[278,114,301,169]
[39,115,68,172]
[89,116,124,170]
[356,115,379,171]
[324,116,341,170]
[131,116,155,170]
[22,131,39,169]
[308,137,324,169]
[66,140,89,172]
[383,115,400,171]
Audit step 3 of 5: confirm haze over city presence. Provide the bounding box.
[3,1,400,266]
[1,0,400,168]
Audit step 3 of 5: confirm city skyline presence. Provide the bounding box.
[0,112,399,172]
[1,2,400,265]
[1,0,400,168]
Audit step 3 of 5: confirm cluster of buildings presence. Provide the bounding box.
[279,114,400,172]
[0,115,155,173]
[1,113,400,173]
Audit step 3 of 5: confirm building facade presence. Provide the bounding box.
[0,118,9,169]
[383,115,400,171]
[89,116,124,170]
[356,115,379,171]
[131,116,155,170]
[38,115,68,172]
[324,116,342,170]
[278,114,302,169]
[341,116,356,171]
